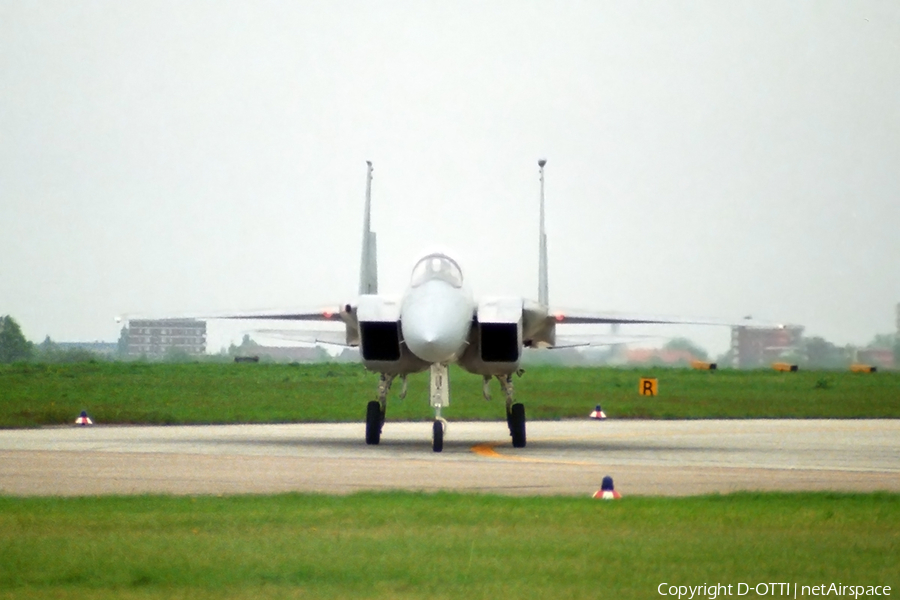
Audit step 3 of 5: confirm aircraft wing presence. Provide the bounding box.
[551,333,662,348]
[197,307,348,322]
[118,306,350,324]
[547,309,779,328]
[251,328,352,346]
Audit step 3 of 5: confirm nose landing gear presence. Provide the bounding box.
[432,417,448,452]
[430,363,450,452]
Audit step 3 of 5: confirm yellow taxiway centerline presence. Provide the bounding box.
[470,442,601,467]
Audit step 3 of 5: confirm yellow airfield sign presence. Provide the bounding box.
[639,378,658,396]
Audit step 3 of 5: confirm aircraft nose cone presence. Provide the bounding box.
[407,329,459,363]
[401,281,472,363]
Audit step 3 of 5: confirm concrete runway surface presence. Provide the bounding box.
[1,420,898,497]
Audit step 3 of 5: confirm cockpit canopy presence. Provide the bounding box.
[410,253,464,288]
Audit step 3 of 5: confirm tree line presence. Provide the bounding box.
[1,314,898,368]
[0,316,333,364]
[0,315,109,364]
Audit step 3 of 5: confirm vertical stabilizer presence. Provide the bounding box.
[537,159,549,306]
[359,161,378,295]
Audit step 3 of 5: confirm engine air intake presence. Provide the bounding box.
[360,321,401,361]
[480,323,520,363]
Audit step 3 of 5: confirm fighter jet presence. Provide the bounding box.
[203,159,760,452]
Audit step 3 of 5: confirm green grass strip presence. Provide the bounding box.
[1,362,899,427]
[0,492,897,599]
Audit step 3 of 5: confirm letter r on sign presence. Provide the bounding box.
[640,378,658,396]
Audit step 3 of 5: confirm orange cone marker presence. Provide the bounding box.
[592,475,621,499]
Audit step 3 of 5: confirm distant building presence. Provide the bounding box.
[125,319,206,358]
[730,325,804,369]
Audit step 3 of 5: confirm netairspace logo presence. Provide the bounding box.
[658,583,892,599]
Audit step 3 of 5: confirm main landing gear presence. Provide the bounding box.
[365,373,407,445]
[508,402,526,448]
[484,373,526,448]
[365,400,383,445]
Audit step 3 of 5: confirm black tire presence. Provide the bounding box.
[366,401,381,445]
[510,403,526,448]
[432,420,444,453]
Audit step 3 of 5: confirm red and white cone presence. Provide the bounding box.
[75,411,93,426]
[592,475,621,499]
[589,405,606,420]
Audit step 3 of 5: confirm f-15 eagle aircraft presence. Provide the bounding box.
[203,159,761,452]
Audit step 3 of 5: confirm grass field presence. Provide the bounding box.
[0,492,897,599]
[1,362,899,427]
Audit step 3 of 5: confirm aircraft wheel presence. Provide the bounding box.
[432,420,444,453]
[366,401,382,445]
[510,403,526,448]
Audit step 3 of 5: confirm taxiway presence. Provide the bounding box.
[1,420,897,496]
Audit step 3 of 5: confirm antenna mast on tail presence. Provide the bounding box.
[538,158,549,306]
[359,161,378,295]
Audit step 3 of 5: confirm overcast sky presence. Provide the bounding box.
[2,1,898,355]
